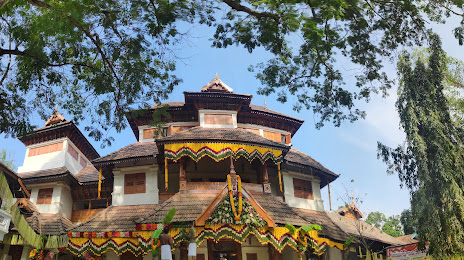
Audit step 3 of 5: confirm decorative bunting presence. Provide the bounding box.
[277,163,282,192]
[66,225,345,257]
[164,143,283,164]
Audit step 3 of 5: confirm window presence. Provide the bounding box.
[263,131,282,143]
[28,142,63,157]
[281,134,286,144]
[293,178,313,200]
[67,145,79,160]
[143,127,169,139]
[37,188,53,204]
[204,114,233,125]
[124,173,146,194]
[79,157,87,168]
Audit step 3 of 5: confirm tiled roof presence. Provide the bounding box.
[18,166,69,179]
[396,234,418,245]
[293,208,351,243]
[156,127,289,149]
[25,213,74,235]
[151,101,186,109]
[284,148,338,177]
[249,104,303,122]
[71,204,157,232]
[92,142,158,165]
[328,212,403,246]
[138,192,218,223]
[75,165,101,183]
[251,193,309,227]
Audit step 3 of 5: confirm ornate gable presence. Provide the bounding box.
[201,73,233,93]
[45,107,66,126]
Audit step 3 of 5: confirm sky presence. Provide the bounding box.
[1,15,464,218]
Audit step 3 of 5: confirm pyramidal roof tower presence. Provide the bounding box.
[17,108,99,175]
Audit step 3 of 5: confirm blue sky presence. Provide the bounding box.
[2,17,463,218]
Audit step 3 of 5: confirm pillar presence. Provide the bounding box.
[261,164,271,193]
[179,157,187,191]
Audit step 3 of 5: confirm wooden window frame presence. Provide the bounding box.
[37,188,53,204]
[293,178,313,200]
[204,114,233,125]
[124,173,146,195]
[79,157,87,168]
[67,145,79,161]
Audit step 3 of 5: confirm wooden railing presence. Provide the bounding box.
[71,208,105,223]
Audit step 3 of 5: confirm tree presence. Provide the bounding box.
[366,211,385,230]
[377,33,464,257]
[0,148,15,170]
[400,209,417,235]
[366,211,403,237]
[2,1,464,143]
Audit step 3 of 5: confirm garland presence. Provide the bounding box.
[227,174,242,220]
[206,192,266,229]
[164,158,168,191]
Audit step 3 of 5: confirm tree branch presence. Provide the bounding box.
[221,0,280,21]
[26,0,122,87]
[0,48,95,69]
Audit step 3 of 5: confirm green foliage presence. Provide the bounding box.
[163,208,176,225]
[366,212,386,230]
[400,209,417,235]
[378,33,464,257]
[285,223,297,235]
[3,0,464,142]
[343,236,354,250]
[151,229,162,239]
[0,149,15,171]
[365,211,403,237]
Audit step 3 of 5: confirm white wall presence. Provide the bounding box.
[18,139,67,173]
[112,165,159,206]
[283,170,324,211]
[28,183,73,218]
[18,138,89,175]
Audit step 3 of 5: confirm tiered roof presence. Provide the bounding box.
[19,109,99,160]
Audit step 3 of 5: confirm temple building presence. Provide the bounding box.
[0,75,405,260]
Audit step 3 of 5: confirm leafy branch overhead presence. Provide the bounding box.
[2,0,464,143]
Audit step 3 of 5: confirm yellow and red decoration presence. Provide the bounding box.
[164,143,283,164]
[164,158,168,191]
[97,167,102,198]
[67,225,344,257]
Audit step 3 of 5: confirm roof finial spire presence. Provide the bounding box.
[201,73,233,93]
[264,96,268,109]
[45,107,66,126]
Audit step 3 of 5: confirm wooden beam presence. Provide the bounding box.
[195,186,228,226]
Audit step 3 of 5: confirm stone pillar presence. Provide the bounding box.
[179,157,187,191]
[261,164,271,193]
